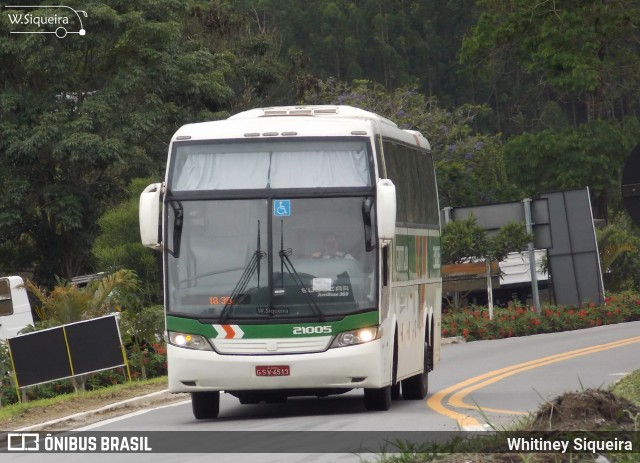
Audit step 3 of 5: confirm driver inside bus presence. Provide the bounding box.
[311,233,354,260]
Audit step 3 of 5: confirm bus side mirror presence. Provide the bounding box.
[140,183,163,250]
[377,179,396,241]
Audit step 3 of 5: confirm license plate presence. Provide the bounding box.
[255,365,290,377]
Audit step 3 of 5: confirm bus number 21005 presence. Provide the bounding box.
[292,326,332,335]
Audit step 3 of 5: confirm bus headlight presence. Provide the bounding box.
[330,327,378,348]
[168,331,213,351]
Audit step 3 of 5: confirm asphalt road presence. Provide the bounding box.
[5,321,640,463]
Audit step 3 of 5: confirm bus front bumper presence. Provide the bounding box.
[167,339,389,393]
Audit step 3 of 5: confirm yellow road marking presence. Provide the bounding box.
[427,335,640,428]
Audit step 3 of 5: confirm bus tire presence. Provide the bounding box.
[364,386,392,411]
[191,391,220,419]
[390,329,400,401]
[401,343,429,400]
[391,382,401,400]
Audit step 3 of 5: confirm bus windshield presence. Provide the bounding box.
[166,197,376,321]
[170,139,371,190]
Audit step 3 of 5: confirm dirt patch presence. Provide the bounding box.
[524,388,640,431]
[432,390,640,463]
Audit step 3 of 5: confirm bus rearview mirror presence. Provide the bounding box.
[377,179,396,241]
[140,183,163,250]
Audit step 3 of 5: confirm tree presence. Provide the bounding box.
[269,0,480,102]
[596,212,640,292]
[93,178,161,306]
[461,0,640,127]
[187,1,287,111]
[504,119,638,220]
[442,216,533,315]
[442,217,532,266]
[0,1,285,285]
[302,79,519,207]
[25,270,138,327]
[441,216,488,266]
[117,299,164,381]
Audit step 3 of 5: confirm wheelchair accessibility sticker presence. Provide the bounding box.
[273,200,291,217]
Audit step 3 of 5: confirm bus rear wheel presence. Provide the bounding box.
[401,343,429,400]
[401,369,428,400]
[364,386,392,411]
[191,391,220,419]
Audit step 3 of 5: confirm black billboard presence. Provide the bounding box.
[8,315,126,388]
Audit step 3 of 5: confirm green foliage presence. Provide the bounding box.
[108,265,164,381]
[25,269,138,325]
[442,216,532,264]
[0,341,11,381]
[441,216,488,264]
[1,0,638,288]
[93,178,161,305]
[1,376,167,410]
[125,340,167,381]
[489,221,532,263]
[272,0,479,103]
[93,264,164,381]
[0,1,284,284]
[461,0,640,124]
[187,1,286,110]
[597,213,640,292]
[612,370,640,407]
[0,378,75,406]
[504,119,637,218]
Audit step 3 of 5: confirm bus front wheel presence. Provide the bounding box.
[364,386,392,411]
[191,391,220,419]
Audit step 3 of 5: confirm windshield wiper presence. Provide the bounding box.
[277,220,325,322]
[219,221,265,322]
[168,200,183,258]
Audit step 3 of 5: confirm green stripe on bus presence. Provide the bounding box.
[166,310,379,339]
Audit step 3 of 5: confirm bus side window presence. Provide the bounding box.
[0,279,13,316]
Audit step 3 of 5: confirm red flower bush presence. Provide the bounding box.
[442,292,640,342]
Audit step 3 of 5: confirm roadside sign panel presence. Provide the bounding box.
[65,315,124,375]
[540,189,605,307]
[442,189,603,307]
[8,315,127,388]
[9,327,71,387]
[443,199,551,249]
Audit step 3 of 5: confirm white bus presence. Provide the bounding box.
[0,276,34,340]
[139,105,442,419]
